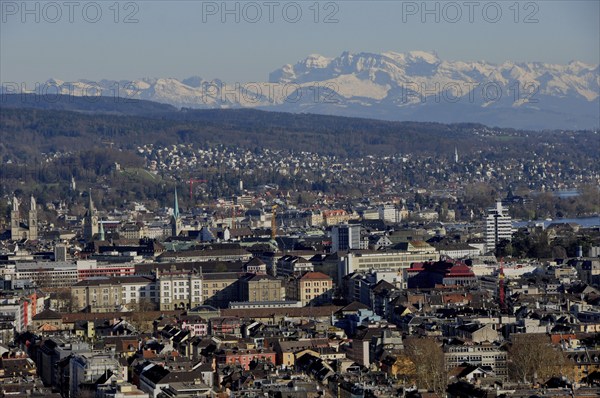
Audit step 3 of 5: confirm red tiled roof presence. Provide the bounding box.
[300,271,332,280]
[143,350,157,359]
[550,334,577,345]
[62,310,183,323]
[221,305,342,319]
[323,210,346,217]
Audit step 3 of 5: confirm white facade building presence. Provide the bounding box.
[331,224,361,253]
[339,249,438,285]
[157,269,203,311]
[485,201,513,253]
[70,354,125,397]
[378,204,400,223]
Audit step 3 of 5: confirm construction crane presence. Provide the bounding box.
[271,204,277,240]
[188,179,207,202]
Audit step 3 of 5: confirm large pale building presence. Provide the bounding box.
[157,267,203,311]
[71,276,156,312]
[485,201,513,253]
[276,255,314,277]
[202,272,241,308]
[444,342,508,381]
[14,260,135,288]
[286,271,333,306]
[240,274,284,302]
[323,209,352,226]
[339,246,438,285]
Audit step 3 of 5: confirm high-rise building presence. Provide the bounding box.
[485,201,513,253]
[331,224,361,253]
[378,204,400,223]
[54,245,68,262]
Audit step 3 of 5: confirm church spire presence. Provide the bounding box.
[88,189,95,213]
[171,187,182,237]
[84,189,99,241]
[99,218,105,241]
[174,187,180,219]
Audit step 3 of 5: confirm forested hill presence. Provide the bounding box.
[1,93,178,116]
[0,94,596,163]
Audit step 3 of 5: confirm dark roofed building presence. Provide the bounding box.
[32,309,64,331]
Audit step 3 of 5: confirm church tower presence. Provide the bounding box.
[99,218,105,241]
[171,187,182,237]
[10,195,20,241]
[84,190,99,241]
[28,195,38,240]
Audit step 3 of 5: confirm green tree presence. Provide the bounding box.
[496,239,514,258]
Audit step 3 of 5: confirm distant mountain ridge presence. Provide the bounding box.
[3,51,599,130]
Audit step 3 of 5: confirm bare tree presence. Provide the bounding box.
[35,269,54,289]
[135,297,158,312]
[392,353,418,386]
[509,334,568,384]
[404,337,447,396]
[128,312,154,334]
[54,289,80,312]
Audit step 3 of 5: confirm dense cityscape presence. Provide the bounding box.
[0,129,599,397]
[1,1,599,397]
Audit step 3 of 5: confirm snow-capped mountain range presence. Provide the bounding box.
[15,51,600,129]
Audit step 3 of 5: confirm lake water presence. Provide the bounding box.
[513,216,600,229]
[553,190,580,198]
[531,190,581,198]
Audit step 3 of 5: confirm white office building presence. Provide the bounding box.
[378,204,400,223]
[331,224,361,253]
[485,201,513,253]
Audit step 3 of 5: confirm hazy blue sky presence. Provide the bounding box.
[1,0,598,84]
